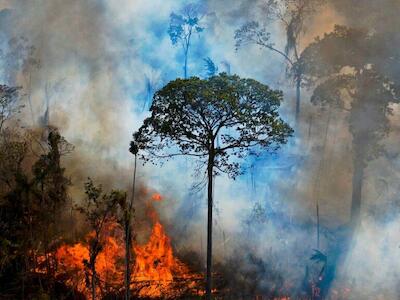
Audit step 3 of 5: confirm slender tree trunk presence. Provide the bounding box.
[351,158,364,225]
[206,151,214,300]
[295,75,301,123]
[125,154,137,300]
[124,218,131,300]
[183,31,191,79]
[184,48,188,79]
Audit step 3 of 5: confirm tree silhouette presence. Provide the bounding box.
[203,57,218,77]
[168,3,205,79]
[235,0,324,123]
[132,73,292,299]
[300,25,400,224]
[118,142,139,300]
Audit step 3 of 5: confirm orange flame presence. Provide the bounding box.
[133,221,190,282]
[51,193,202,298]
[55,222,124,297]
[151,193,163,202]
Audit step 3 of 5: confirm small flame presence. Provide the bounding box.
[151,193,163,202]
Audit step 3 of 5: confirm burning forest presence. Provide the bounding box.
[1,0,400,299]
[50,192,206,299]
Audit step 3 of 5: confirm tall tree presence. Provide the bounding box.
[132,73,293,299]
[299,25,400,224]
[235,0,324,123]
[31,129,73,282]
[117,142,138,300]
[168,3,205,79]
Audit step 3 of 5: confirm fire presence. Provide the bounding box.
[50,192,202,299]
[55,222,125,297]
[132,220,198,298]
[133,221,190,282]
[151,193,163,201]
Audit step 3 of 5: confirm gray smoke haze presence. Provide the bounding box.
[1,0,400,298]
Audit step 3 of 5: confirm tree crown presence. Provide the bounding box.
[168,3,205,47]
[133,73,293,178]
[300,25,400,164]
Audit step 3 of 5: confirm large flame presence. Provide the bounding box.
[52,193,201,299]
[133,221,190,282]
[55,222,125,297]
[131,218,200,298]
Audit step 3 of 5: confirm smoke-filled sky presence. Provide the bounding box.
[0,0,343,215]
[2,0,400,297]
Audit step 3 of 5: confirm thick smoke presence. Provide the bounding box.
[1,0,400,297]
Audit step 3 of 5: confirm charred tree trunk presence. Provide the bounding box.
[351,158,364,225]
[91,262,96,300]
[124,218,132,300]
[88,238,101,300]
[206,147,214,300]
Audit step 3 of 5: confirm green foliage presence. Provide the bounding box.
[133,73,293,178]
[79,178,122,230]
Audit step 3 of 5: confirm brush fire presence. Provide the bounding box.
[41,194,207,299]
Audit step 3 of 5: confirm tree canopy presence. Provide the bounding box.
[300,25,400,166]
[133,73,293,178]
[234,0,325,122]
[300,25,400,221]
[168,3,206,79]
